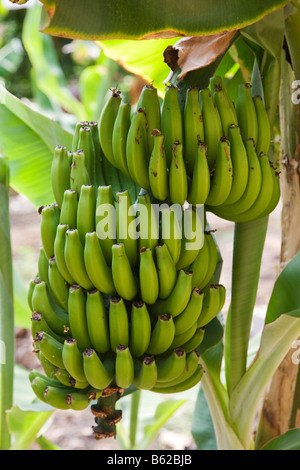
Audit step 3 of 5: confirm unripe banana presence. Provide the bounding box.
[44,383,93,411]
[70,150,91,195]
[48,256,69,311]
[199,88,223,169]
[30,376,62,404]
[154,349,200,389]
[54,367,89,390]
[51,146,71,208]
[38,246,49,284]
[99,88,122,166]
[253,95,271,156]
[60,189,78,229]
[37,351,60,380]
[109,296,129,353]
[150,364,204,394]
[198,230,219,289]
[28,277,38,312]
[169,140,188,206]
[77,185,96,246]
[190,231,214,290]
[112,101,131,177]
[151,270,193,318]
[116,189,138,267]
[139,247,159,305]
[68,285,92,350]
[62,337,87,383]
[31,311,65,345]
[161,84,183,167]
[31,281,70,336]
[34,331,65,369]
[126,108,150,190]
[72,120,89,152]
[84,232,116,296]
[155,243,177,300]
[83,348,114,390]
[174,287,204,335]
[95,185,116,266]
[183,86,204,175]
[137,84,161,155]
[160,207,182,266]
[115,344,134,389]
[169,322,198,350]
[39,203,60,260]
[77,125,97,186]
[187,140,211,206]
[205,137,233,206]
[111,243,138,301]
[259,161,281,218]
[148,130,169,201]
[180,327,205,354]
[64,229,94,291]
[146,313,175,355]
[197,284,226,328]
[236,82,258,144]
[133,355,157,390]
[155,348,186,383]
[176,206,204,271]
[54,224,76,286]
[129,301,152,358]
[136,192,159,253]
[211,76,238,136]
[88,120,106,187]
[86,289,110,354]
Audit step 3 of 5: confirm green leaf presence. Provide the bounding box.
[261,429,300,450]
[39,0,290,40]
[35,435,61,450]
[0,84,73,208]
[191,386,218,450]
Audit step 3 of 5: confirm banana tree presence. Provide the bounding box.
[2,0,300,450]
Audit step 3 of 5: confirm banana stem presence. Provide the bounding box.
[91,387,124,440]
[226,216,269,395]
[0,157,14,451]
[129,389,142,448]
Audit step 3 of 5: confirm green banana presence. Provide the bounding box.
[112,101,131,177]
[205,137,233,206]
[99,88,122,167]
[60,189,78,229]
[155,243,177,299]
[111,243,138,301]
[48,256,69,311]
[31,281,70,336]
[150,364,204,394]
[199,88,223,169]
[34,331,65,369]
[54,224,76,286]
[154,349,200,388]
[77,185,96,246]
[37,351,60,380]
[223,125,249,205]
[129,301,152,358]
[160,207,182,266]
[95,184,116,266]
[259,161,281,218]
[187,139,211,206]
[116,189,138,267]
[51,145,71,208]
[70,150,91,195]
[88,120,106,187]
[83,348,114,390]
[161,84,183,167]
[197,284,226,328]
[179,328,205,354]
[54,367,89,390]
[62,337,87,383]
[68,285,92,350]
[72,120,89,152]
[146,313,175,355]
[44,383,94,411]
[169,322,198,350]
[169,140,188,206]
[39,203,60,260]
[236,82,258,144]
[84,231,116,296]
[115,344,134,389]
[190,231,215,290]
[109,296,129,353]
[174,287,204,335]
[126,107,150,190]
[64,229,94,290]
[175,206,204,271]
[133,355,157,390]
[38,246,49,284]
[183,86,204,175]
[199,230,219,288]
[139,247,159,305]
[211,76,238,136]
[253,95,271,156]
[31,311,65,345]
[137,84,161,155]
[30,376,64,404]
[28,277,38,312]
[155,348,186,383]
[77,125,97,186]
[136,192,159,253]
[86,289,110,354]
[148,130,169,202]
[151,269,193,318]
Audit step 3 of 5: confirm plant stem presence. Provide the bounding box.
[0,157,14,450]
[129,389,141,448]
